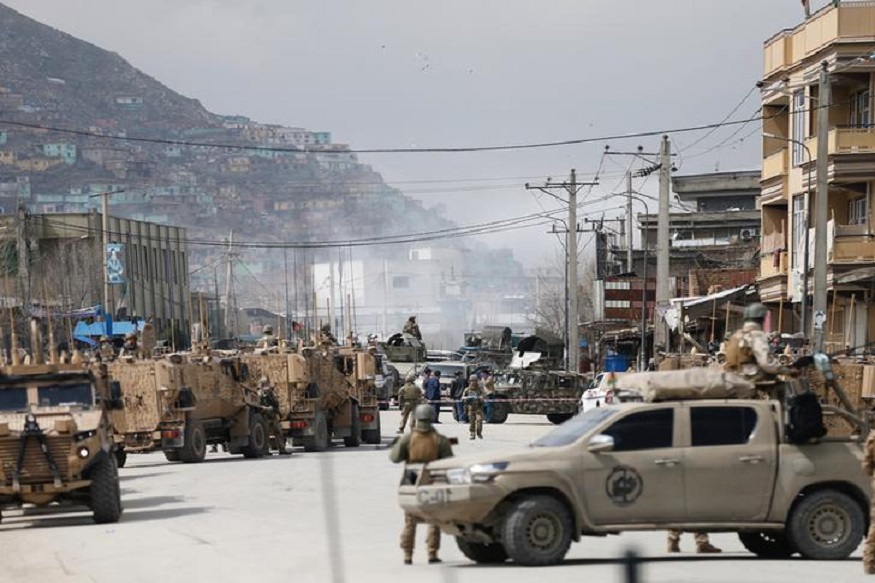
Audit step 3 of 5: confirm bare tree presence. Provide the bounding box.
[528,252,597,341]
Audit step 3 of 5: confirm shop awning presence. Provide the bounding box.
[662,285,754,332]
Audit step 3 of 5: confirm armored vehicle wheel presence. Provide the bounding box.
[114,448,127,468]
[456,537,508,564]
[501,495,573,566]
[738,531,795,558]
[343,403,362,448]
[362,411,382,445]
[164,450,180,462]
[243,413,269,458]
[546,413,572,425]
[486,398,509,424]
[787,489,865,560]
[89,454,122,524]
[303,410,330,452]
[179,420,207,463]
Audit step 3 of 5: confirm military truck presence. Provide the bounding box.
[487,335,584,425]
[104,359,161,466]
[0,351,123,524]
[399,363,870,566]
[381,333,428,388]
[243,344,381,452]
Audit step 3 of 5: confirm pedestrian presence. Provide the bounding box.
[450,370,467,423]
[390,404,454,565]
[481,371,495,421]
[403,316,422,340]
[397,371,424,433]
[667,530,721,554]
[425,370,442,423]
[863,426,875,574]
[462,374,484,440]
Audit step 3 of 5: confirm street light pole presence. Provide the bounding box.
[812,61,830,352]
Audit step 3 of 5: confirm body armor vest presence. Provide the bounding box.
[407,430,440,463]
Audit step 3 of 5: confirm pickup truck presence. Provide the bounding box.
[399,398,870,566]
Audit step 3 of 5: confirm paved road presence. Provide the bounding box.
[0,411,868,583]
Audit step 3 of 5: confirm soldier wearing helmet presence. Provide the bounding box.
[390,403,454,565]
[402,316,422,341]
[396,370,424,433]
[118,331,139,359]
[258,325,277,350]
[99,335,116,362]
[723,302,795,385]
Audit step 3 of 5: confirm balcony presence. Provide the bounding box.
[762,149,788,181]
[830,127,875,154]
[831,222,875,263]
[759,231,788,278]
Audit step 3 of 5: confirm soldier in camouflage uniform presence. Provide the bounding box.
[462,374,484,440]
[99,336,116,362]
[390,404,454,564]
[863,428,875,574]
[396,371,424,433]
[723,303,795,385]
[667,529,721,554]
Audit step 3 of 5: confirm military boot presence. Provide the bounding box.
[865,563,875,575]
[428,555,441,564]
[667,540,680,553]
[696,542,722,554]
[403,554,412,565]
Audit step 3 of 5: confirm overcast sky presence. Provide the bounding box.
[6,0,819,266]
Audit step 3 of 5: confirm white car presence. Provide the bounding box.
[580,371,642,413]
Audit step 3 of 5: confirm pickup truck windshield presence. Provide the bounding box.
[532,408,617,447]
[0,387,28,412]
[37,383,94,408]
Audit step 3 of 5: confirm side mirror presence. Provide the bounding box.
[109,380,125,410]
[587,434,615,453]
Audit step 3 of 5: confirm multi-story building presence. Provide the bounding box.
[759,1,875,350]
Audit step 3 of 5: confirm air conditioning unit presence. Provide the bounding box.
[739,227,759,241]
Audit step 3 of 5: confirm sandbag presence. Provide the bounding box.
[615,368,756,402]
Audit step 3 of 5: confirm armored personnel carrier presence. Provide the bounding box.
[0,324,123,524]
[488,335,584,425]
[380,332,428,383]
[244,343,381,452]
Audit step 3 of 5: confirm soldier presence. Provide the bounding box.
[667,530,721,554]
[863,427,875,574]
[481,371,495,421]
[390,404,454,565]
[320,323,337,345]
[258,376,289,455]
[403,316,422,341]
[258,325,277,350]
[396,371,424,433]
[723,303,796,385]
[461,374,484,440]
[118,332,139,359]
[98,336,116,362]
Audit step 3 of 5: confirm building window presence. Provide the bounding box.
[392,276,409,289]
[849,196,868,226]
[792,194,806,270]
[792,91,805,166]
[850,89,871,128]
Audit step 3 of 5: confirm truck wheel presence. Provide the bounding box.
[787,489,865,560]
[343,403,362,448]
[303,410,329,452]
[456,537,508,564]
[164,450,180,462]
[738,531,795,558]
[114,448,127,469]
[362,411,382,445]
[89,454,122,524]
[243,413,269,458]
[179,420,207,463]
[546,413,572,425]
[486,398,509,424]
[501,495,573,566]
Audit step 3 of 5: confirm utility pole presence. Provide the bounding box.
[526,169,597,373]
[626,171,633,272]
[224,231,236,338]
[102,192,110,316]
[812,61,830,352]
[654,135,672,355]
[284,247,290,341]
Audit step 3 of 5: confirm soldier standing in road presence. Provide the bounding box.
[863,427,875,574]
[397,372,424,433]
[667,530,721,554]
[390,404,454,565]
[462,374,484,440]
[403,316,422,340]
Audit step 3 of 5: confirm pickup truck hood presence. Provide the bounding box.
[426,446,553,471]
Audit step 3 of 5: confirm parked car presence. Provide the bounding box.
[581,371,642,413]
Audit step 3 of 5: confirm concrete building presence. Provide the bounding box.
[759,1,875,349]
[3,212,190,346]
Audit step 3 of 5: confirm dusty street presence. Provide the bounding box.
[0,411,867,583]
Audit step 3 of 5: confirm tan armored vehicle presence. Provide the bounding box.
[0,358,123,525]
[400,364,870,566]
[244,344,381,452]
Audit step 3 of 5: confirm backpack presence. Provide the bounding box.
[785,391,827,444]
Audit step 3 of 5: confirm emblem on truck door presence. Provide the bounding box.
[606,465,643,506]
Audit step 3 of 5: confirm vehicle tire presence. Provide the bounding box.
[546,413,572,425]
[179,420,207,463]
[89,454,122,524]
[302,410,329,452]
[486,397,509,424]
[456,537,508,564]
[114,447,127,469]
[362,410,382,445]
[786,489,865,560]
[242,413,269,458]
[343,403,362,448]
[738,531,795,558]
[501,495,573,566]
[164,450,180,462]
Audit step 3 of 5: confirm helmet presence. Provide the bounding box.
[408,316,416,322]
[743,303,768,321]
[100,336,110,343]
[125,332,137,340]
[414,404,434,422]
[321,323,331,333]
[405,371,417,382]
[469,374,478,382]
[263,325,274,335]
